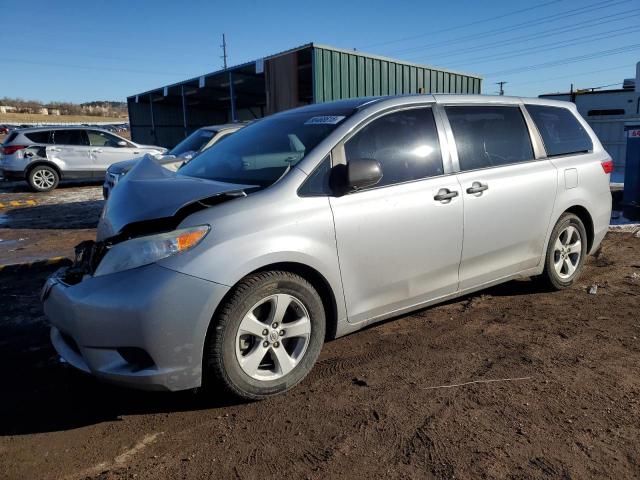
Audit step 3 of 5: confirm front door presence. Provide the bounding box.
[87,130,141,171]
[329,106,463,324]
[444,105,557,290]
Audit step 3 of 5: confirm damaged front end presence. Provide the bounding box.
[58,155,255,285]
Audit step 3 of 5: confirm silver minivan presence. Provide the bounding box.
[42,95,612,399]
[0,126,165,191]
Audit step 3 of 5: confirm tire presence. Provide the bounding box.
[540,213,588,290]
[204,271,326,400]
[28,165,59,192]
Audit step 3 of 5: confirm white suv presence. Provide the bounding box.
[0,126,165,191]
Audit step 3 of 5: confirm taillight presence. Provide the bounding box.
[2,145,26,155]
[601,159,614,174]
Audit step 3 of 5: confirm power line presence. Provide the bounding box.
[388,0,628,56]
[509,64,632,87]
[585,82,623,90]
[407,9,637,62]
[483,43,640,77]
[0,58,191,77]
[359,0,564,49]
[446,24,640,68]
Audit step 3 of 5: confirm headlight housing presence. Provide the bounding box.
[94,225,210,277]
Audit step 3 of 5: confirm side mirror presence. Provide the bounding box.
[330,158,383,195]
[347,158,383,190]
[117,140,128,147]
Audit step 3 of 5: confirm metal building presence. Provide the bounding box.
[128,43,482,148]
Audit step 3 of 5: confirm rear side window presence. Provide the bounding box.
[445,106,534,171]
[53,130,89,146]
[526,105,593,157]
[344,107,443,188]
[25,131,53,144]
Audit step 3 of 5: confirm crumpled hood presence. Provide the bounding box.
[107,153,179,175]
[97,155,253,241]
[139,144,168,152]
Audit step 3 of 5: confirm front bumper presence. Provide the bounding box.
[42,264,229,391]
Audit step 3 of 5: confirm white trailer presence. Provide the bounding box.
[540,62,640,183]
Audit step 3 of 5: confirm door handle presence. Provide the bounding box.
[49,147,61,152]
[466,182,488,195]
[91,148,103,153]
[434,188,459,202]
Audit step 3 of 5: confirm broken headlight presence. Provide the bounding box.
[93,225,209,277]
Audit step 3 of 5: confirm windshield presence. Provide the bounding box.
[168,128,217,156]
[178,110,352,187]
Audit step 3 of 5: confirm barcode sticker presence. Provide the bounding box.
[304,116,346,125]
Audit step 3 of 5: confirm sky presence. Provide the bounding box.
[1,0,639,103]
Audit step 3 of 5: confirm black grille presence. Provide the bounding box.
[61,240,108,284]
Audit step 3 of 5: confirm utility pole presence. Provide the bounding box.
[221,33,228,69]
[496,81,507,96]
[570,83,575,103]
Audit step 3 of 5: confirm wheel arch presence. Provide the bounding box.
[564,205,594,253]
[206,261,339,345]
[253,262,339,341]
[25,160,62,179]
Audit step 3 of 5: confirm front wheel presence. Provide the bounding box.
[204,271,325,400]
[540,213,588,289]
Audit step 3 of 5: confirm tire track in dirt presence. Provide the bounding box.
[63,432,163,480]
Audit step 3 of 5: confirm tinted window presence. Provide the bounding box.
[344,108,443,188]
[25,131,52,144]
[53,130,88,146]
[299,156,331,196]
[88,130,125,147]
[169,128,216,156]
[446,106,534,171]
[588,109,625,117]
[526,105,593,156]
[179,109,353,188]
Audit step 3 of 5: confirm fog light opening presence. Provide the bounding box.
[117,347,155,372]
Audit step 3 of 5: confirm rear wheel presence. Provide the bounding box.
[540,213,588,289]
[28,165,59,192]
[204,271,325,400]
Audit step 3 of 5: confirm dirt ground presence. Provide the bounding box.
[0,182,102,264]
[0,231,639,480]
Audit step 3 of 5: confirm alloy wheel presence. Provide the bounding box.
[553,225,582,279]
[32,169,56,189]
[235,293,311,381]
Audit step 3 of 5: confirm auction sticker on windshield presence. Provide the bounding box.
[304,116,346,125]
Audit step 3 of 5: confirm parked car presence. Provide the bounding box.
[0,126,165,191]
[42,95,612,399]
[0,125,9,135]
[102,123,244,198]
